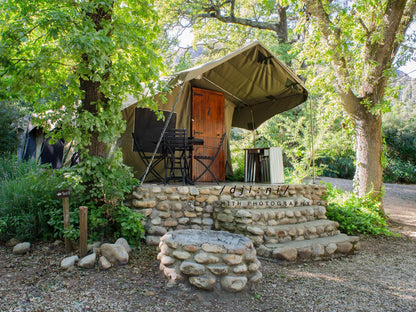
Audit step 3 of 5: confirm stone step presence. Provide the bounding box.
[257,233,360,261]
[222,219,340,245]
[216,205,328,227]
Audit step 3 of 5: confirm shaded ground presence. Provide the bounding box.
[1,178,416,311]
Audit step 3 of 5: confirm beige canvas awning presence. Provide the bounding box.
[119,41,308,179]
[168,41,308,130]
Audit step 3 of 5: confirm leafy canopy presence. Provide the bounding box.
[0,0,164,152]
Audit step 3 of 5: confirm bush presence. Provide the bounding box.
[317,155,355,179]
[0,152,145,245]
[383,157,416,184]
[383,112,416,184]
[0,155,56,241]
[324,184,393,236]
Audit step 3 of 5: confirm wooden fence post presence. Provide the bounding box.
[56,189,71,253]
[79,206,88,258]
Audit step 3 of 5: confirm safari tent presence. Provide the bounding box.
[119,41,308,182]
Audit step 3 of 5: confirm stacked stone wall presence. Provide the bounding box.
[157,229,262,291]
[126,184,328,245]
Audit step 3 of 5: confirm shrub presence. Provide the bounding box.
[317,155,355,179]
[324,184,393,236]
[0,155,56,241]
[383,157,416,184]
[0,152,145,245]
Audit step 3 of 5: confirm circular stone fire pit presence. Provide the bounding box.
[157,229,262,292]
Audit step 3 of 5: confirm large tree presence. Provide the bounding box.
[302,0,416,199]
[157,0,416,203]
[0,0,163,158]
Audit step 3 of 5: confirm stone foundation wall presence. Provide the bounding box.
[125,184,328,245]
[157,229,262,291]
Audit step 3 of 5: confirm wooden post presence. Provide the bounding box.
[79,206,88,258]
[57,189,71,253]
[62,197,72,253]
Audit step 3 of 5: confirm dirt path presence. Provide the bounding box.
[318,177,416,235]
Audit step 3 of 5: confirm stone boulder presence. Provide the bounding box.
[78,253,96,269]
[99,256,112,270]
[12,242,31,255]
[61,255,79,270]
[6,238,20,247]
[100,243,129,265]
[115,238,132,254]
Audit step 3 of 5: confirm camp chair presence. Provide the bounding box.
[162,129,192,185]
[132,133,164,182]
[193,133,226,184]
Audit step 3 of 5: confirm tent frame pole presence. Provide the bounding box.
[139,83,186,187]
[309,97,316,184]
[202,76,248,105]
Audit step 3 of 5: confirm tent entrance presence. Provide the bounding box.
[191,87,225,182]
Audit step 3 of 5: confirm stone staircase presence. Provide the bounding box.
[214,196,360,262]
[129,184,360,262]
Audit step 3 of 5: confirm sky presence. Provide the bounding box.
[179,30,416,79]
[399,62,416,78]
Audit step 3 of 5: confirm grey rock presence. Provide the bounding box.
[220,276,247,292]
[249,271,263,283]
[312,244,325,257]
[148,226,167,236]
[146,235,161,246]
[6,238,20,247]
[272,247,297,261]
[337,242,353,253]
[172,250,191,260]
[100,243,129,265]
[179,261,206,275]
[326,243,337,255]
[207,264,229,276]
[115,238,132,254]
[12,242,31,255]
[78,253,96,269]
[189,276,216,290]
[61,255,79,270]
[99,256,112,270]
[194,252,220,264]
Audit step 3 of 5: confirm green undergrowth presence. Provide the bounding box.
[324,183,394,236]
[0,153,144,245]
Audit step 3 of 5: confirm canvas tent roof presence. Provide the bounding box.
[119,41,308,180]
[167,41,308,129]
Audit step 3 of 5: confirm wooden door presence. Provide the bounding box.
[191,87,225,182]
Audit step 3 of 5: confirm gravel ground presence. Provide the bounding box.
[1,237,415,312]
[1,179,416,312]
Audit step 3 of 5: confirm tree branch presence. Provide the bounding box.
[305,0,358,115]
[361,0,411,102]
[197,2,288,43]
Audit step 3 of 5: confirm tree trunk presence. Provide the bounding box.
[79,74,109,158]
[353,107,383,203]
[78,2,113,159]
